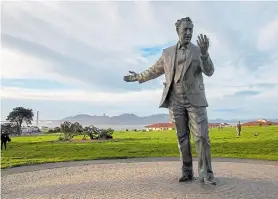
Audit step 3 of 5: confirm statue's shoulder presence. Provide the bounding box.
[163,44,177,54]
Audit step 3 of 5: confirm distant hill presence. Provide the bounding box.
[60,113,276,126]
[61,113,170,125]
[31,114,277,129]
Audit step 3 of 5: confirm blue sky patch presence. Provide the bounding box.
[233,90,261,97]
[140,42,175,57]
[213,108,241,112]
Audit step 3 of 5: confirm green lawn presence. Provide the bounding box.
[1,126,278,168]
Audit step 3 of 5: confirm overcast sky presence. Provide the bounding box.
[1,1,278,120]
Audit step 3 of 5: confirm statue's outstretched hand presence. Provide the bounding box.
[197,34,209,55]
[123,71,139,82]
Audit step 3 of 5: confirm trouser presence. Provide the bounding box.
[169,101,214,180]
[1,141,7,150]
[237,129,241,136]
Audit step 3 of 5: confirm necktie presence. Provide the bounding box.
[174,47,186,83]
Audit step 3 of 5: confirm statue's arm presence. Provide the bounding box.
[138,53,165,84]
[200,53,214,77]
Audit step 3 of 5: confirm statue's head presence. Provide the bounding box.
[175,17,194,46]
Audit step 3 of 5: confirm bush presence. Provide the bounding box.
[58,136,64,141]
[48,129,54,133]
[60,121,83,140]
[84,125,114,140]
[54,127,61,132]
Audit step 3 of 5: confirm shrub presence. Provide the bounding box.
[60,121,83,140]
[83,125,114,140]
[48,129,54,133]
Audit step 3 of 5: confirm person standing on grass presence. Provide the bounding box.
[236,121,241,137]
[1,132,11,150]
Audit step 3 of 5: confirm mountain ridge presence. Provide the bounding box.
[60,113,278,125]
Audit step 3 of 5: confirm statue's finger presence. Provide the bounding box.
[197,36,202,44]
[200,34,205,44]
[196,39,200,47]
[204,35,208,43]
[129,70,135,74]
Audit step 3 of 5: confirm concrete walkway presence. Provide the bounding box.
[1,158,278,199]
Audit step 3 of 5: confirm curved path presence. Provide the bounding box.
[1,158,278,199]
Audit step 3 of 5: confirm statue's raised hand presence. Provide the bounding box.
[197,34,209,55]
[123,71,139,82]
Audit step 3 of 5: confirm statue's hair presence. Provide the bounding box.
[175,17,194,31]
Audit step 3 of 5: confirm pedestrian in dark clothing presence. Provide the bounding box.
[236,121,242,137]
[1,133,11,150]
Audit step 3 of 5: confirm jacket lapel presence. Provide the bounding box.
[170,44,178,80]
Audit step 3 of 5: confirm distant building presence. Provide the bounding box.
[145,123,175,131]
[145,122,232,131]
[21,126,41,135]
[40,126,50,131]
[242,119,278,126]
[208,123,220,128]
[208,123,230,128]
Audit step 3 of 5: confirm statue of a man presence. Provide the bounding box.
[123,17,216,185]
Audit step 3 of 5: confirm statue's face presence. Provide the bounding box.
[177,21,193,45]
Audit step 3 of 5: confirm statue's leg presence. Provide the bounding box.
[171,103,193,180]
[186,106,215,184]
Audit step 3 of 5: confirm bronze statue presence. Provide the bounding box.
[123,17,216,185]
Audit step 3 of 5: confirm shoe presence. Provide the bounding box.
[201,177,216,185]
[179,175,193,182]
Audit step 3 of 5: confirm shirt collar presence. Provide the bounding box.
[177,42,191,50]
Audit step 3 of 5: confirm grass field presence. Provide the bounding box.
[1,126,278,169]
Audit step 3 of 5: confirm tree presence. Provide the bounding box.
[6,107,34,134]
[60,121,83,140]
[1,123,18,135]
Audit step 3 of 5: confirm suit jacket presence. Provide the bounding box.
[138,42,215,108]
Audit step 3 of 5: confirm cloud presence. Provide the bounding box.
[257,17,278,51]
[229,90,261,97]
[0,86,162,105]
[1,1,278,120]
[0,47,85,86]
[1,79,74,90]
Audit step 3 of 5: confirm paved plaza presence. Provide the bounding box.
[1,158,278,199]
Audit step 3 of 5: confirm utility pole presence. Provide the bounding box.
[36,111,39,127]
